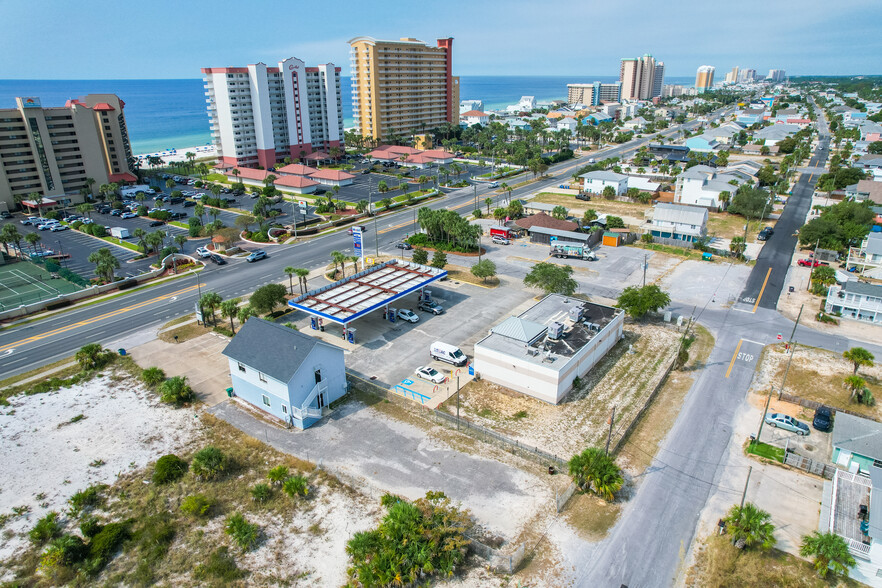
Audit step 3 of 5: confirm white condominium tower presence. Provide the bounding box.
[202,57,343,168]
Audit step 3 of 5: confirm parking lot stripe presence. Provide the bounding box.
[0,283,200,353]
[725,339,743,379]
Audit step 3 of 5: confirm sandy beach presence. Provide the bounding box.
[135,144,216,164]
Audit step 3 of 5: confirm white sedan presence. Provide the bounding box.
[397,309,419,323]
[415,366,446,384]
[50,224,69,232]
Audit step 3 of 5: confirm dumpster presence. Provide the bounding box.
[702,252,713,261]
[226,387,234,398]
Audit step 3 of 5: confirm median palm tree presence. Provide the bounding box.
[484,197,493,215]
[132,228,148,253]
[348,255,360,276]
[145,231,164,254]
[800,531,855,579]
[88,248,119,282]
[380,198,393,211]
[330,250,345,278]
[722,503,776,551]
[199,292,223,326]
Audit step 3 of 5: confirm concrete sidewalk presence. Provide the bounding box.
[208,398,554,541]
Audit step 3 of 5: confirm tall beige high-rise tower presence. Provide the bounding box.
[619,54,661,100]
[695,65,716,93]
[348,36,459,141]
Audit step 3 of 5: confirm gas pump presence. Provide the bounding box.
[310,317,318,330]
[347,328,356,344]
[318,318,324,332]
[389,308,397,323]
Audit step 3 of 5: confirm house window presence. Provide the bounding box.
[237,362,246,373]
[314,369,322,384]
[259,372,267,383]
[262,394,271,407]
[281,404,288,414]
[873,459,882,469]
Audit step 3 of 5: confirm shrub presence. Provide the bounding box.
[283,475,309,498]
[152,454,188,484]
[80,515,103,539]
[194,547,243,581]
[140,366,166,387]
[180,494,213,517]
[191,446,227,480]
[411,248,429,265]
[39,534,87,575]
[29,511,62,545]
[45,260,61,272]
[251,483,272,504]
[430,250,447,269]
[68,484,105,517]
[225,513,259,551]
[159,376,195,406]
[267,465,289,485]
[87,521,130,574]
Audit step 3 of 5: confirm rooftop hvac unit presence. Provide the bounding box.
[569,304,585,322]
[586,322,600,331]
[548,321,564,340]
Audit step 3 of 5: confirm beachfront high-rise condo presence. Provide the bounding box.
[695,65,716,93]
[566,82,622,106]
[202,58,343,169]
[348,36,459,141]
[766,69,786,83]
[619,54,662,101]
[0,94,135,211]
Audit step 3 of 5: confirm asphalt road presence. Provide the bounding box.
[736,113,830,311]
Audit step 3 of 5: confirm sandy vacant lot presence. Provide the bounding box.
[445,323,680,458]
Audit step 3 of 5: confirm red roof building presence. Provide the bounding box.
[277,163,316,176]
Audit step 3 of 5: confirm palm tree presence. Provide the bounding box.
[199,292,223,325]
[145,231,164,254]
[28,191,44,217]
[132,228,148,253]
[88,248,119,282]
[284,266,297,295]
[294,268,309,294]
[843,347,874,376]
[800,531,855,579]
[355,199,370,215]
[76,203,94,219]
[220,298,241,334]
[484,197,493,215]
[722,503,776,551]
[380,198,393,211]
[173,234,188,252]
[194,203,205,226]
[348,255,360,276]
[231,168,241,186]
[845,374,867,402]
[330,250,345,278]
[0,224,23,256]
[25,232,42,255]
[567,447,623,502]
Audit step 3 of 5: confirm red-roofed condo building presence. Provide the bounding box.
[202,57,343,169]
[0,94,135,210]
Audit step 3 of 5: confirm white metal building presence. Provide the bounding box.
[474,295,624,404]
[202,57,343,169]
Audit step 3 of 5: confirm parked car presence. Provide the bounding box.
[148,220,165,227]
[757,227,774,241]
[396,242,412,250]
[0,211,12,219]
[797,259,825,267]
[418,300,444,315]
[50,224,69,232]
[21,216,40,225]
[196,246,211,258]
[764,413,809,435]
[576,193,591,201]
[183,201,196,208]
[63,215,80,223]
[37,221,59,230]
[169,197,184,205]
[488,181,499,188]
[397,309,419,323]
[110,209,123,216]
[246,250,267,262]
[361,169,371,174]
[415,366,446,384]
[121,212,138,219]
[210,253,227,265]
[171,212,188,220]
[30,249,55,258]
[812,406,833,432]
[491,236,510,245]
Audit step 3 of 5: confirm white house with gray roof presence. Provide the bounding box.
[846,233,882,278]
[674,164,744,209]
[474,294,624,404]
[752,123,800,145]
[222,318,346,429]
[580,170,628,196]
[825,280,882,325]
[649,203,708,243]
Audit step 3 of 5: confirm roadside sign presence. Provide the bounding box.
[777,333,782,340]
[468,364,474,376]
[352,226,363,255]
[194,301,204,324]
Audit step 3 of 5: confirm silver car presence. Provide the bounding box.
[764,413,809,436]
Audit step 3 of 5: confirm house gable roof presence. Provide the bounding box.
[222,318,341,383]
[653,202,708,225]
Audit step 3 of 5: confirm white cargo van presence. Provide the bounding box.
[430,342,467,366]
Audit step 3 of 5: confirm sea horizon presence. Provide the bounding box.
[0,75,695,155]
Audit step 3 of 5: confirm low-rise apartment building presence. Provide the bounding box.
[649,202,708,243]
[825,280,882,325]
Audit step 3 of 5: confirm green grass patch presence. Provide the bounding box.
[203,173,227,183]
[100,236,141,253]
[168,221,189,230]
[746,441,784,462]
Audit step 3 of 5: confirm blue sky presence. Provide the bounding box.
[2,0,880,79]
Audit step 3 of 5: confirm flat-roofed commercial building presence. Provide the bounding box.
[474,295,624,404]
[202,57,343,169]
[348,36,459,140]
[566,82,622,106]
[0,95,135,210]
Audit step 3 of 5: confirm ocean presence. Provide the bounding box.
[0,76,694,155]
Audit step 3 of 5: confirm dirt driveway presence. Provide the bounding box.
[128,331,232,406]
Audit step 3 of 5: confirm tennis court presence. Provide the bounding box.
[0,260,82,310]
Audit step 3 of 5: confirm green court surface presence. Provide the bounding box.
[0,260,82,310]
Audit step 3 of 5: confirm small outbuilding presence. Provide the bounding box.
[222,318,346,429]
[602,231,622,247]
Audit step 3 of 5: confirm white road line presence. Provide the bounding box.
[741,339,766,346]
[9,268,56,295]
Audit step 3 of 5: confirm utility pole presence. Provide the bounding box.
[778,304,803,399]
[456,375,460,430]
[605,405,616,455]
[740,466,753,509]
[642,253,647,287]
[473,184,478,213]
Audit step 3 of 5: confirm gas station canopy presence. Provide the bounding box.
[287,259,447,325]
